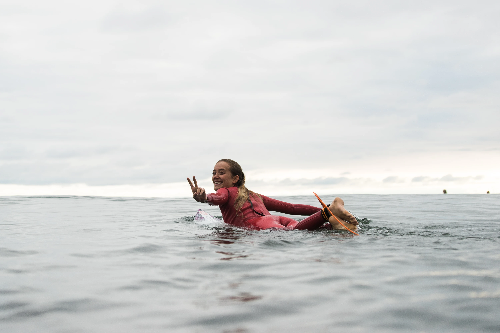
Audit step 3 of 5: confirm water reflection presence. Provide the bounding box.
[198,228,252,260]
[202,228,247,246]
[216,251,249,261]
[220,292,262,303]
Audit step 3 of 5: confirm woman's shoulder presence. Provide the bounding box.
[216,187,239,195]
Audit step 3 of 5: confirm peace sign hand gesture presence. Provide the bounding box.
[187,176,207,203]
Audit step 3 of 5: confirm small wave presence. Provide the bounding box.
[0,248,38,257]
[2,298,120,321]
[0,301,29,311]
[127,243,164,253]
[261,239,296,247]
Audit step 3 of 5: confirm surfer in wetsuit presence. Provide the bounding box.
[187,159,358,231]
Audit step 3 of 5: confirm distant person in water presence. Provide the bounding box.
[187,159,358,231]
[443,189,447,194]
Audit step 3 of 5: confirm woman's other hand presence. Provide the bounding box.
[187,176,207,203]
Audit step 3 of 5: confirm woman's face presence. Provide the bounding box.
[212,161,239,191]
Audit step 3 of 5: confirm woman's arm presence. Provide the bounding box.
[206,188,231,206]
[261,195,321,215]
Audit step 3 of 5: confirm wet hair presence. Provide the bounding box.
[217,159,261,213]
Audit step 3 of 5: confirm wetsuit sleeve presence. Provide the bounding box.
[206,188,230,206]
[261,195,321,216]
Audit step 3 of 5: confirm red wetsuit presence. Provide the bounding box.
[206,187,327,230]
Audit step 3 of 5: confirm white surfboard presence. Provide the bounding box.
[194,209,223,225]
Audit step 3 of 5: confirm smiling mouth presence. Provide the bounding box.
[214,181,222,186]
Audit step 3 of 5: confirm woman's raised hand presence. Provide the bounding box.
[187,176,207,203]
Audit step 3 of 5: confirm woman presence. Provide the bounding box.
[187,159,358,231]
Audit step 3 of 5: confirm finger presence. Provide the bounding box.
[187,178,196,193]
[193,176,198,188]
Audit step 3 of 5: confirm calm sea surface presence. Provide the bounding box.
[1,194,499,333]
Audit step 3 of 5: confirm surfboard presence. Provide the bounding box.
[194,209,222,225]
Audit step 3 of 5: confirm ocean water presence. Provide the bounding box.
[1,194,499,333]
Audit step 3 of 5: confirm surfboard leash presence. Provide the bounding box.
[313,192,359,236]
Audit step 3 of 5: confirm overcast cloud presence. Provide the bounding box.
[1,0,499,196]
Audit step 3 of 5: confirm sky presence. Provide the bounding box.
[1,0,499,197]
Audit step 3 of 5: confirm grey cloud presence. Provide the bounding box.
[383,176,405,184]
[0,115,14,122]
[44,146,130,159]
[101,6,175,33]
[1,0,499,187]
[161,109,232,121]
[248,176,380,188]
[0,148,31,160]
[0,160,193,186]
[440,174,484,182]
[276,177,350,186]
[422,61,495,94]
[412,176,431,183]
[412,175,484,183]
[147,99,235,121]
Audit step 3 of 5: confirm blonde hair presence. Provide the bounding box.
[217,159,261,213]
